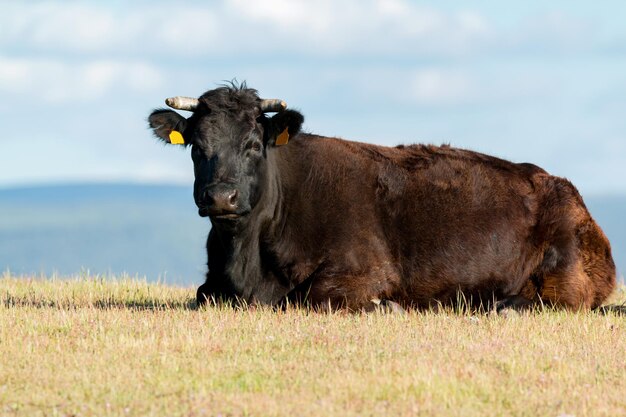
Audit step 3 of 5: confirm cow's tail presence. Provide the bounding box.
[593,303,626,315]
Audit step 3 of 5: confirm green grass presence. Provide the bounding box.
[1,274,625,417]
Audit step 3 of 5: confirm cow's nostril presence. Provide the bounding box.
[202,189,212,204]
[228,190,238,207]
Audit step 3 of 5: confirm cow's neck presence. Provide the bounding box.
[210,150,291,304]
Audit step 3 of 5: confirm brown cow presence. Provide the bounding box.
[148,84,616,311]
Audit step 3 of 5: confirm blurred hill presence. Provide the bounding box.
[0,184,623,286]
[0,184,208,286]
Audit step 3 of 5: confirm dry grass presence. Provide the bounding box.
[1,274,625,417]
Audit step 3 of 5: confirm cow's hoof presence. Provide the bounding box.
[380,300,406,314]
[494,295,533,313]
[365,299,406,315]
[196,284,210,307]
[496,307,520,318]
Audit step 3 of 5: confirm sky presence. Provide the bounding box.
[1,0,625,195]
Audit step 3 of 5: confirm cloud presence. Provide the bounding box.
[0,0,492,58]
[2,0,609,64]
[0,2,219,56]
[1,0,610,62]
[228,0,492,56]
[0,56,163,103]
[410,70,473,105]
[406,67,562,106]
[517,11,594,48]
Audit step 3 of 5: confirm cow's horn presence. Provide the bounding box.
[260,99,287,113]
[165,96,199,111]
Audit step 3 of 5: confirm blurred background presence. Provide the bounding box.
[1,0,624,286]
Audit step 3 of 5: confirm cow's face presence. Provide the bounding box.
[148,87,303,222]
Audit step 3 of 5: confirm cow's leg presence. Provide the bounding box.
[576,219,617,308]
[491,277,540,313]
[535,219,616,310]
[538,260,593,309]
[303,261,402,312]
[380,299,407,314]
[196,282,211,306]
[363,299,406,314]
[529,176,616,310]
[196,274,238,307]
[495,295,534,312]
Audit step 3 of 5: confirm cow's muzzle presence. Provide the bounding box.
[197,187,241,219]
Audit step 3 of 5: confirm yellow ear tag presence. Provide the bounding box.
[275,127,289,146]
[169,130,185,145]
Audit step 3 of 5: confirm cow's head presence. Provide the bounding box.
[148,85,303,223]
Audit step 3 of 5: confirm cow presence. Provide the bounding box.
[148,83,617,312]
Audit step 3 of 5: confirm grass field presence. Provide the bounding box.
[1,275,625,417]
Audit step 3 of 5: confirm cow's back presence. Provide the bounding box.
[278,137,546,305]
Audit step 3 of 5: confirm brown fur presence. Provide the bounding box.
[274,137,616,311]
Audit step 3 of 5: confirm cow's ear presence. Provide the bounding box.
[265,110,304,147]
[148,109,189,146]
